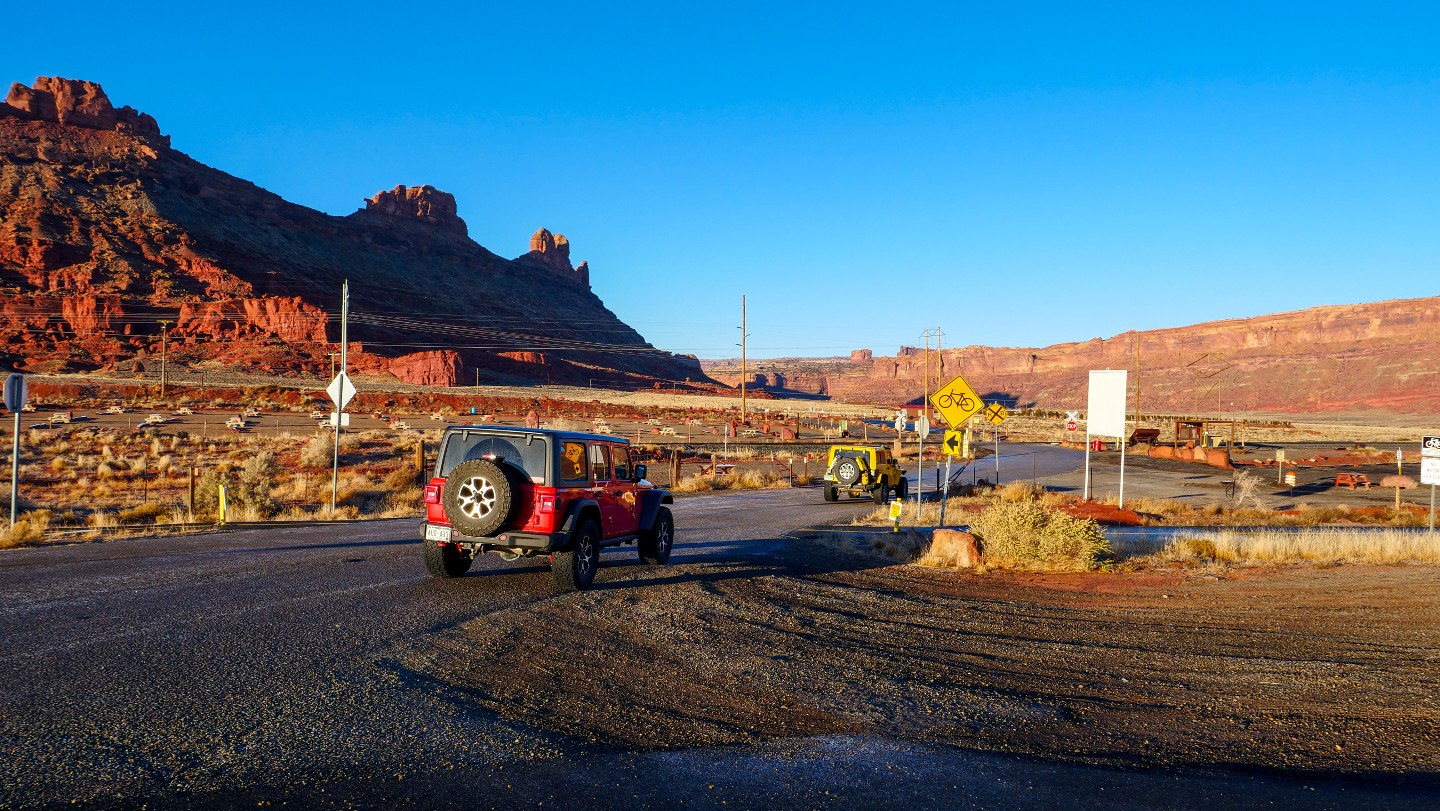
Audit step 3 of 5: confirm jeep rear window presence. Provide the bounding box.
[438,432,548,482]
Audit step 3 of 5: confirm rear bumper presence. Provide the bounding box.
[421,522,564,551]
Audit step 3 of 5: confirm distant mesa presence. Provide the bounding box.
[519,228,590,288]
[353,184,468,237]
[0,75,700,387]
[1,77,168,145]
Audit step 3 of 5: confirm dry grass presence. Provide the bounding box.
[0,510,51,549]
[672,469,790,493]
[966,501,1112,571]
[1160,528,1440,566]
[849,494,986,527]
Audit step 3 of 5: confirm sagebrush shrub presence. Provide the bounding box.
[967,501,1111,571]
[299,434,335,469]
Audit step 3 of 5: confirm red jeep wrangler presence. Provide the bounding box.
[421,425,674,590]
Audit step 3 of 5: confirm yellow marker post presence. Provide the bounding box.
[217,484,227,525]
[888,499,903,533]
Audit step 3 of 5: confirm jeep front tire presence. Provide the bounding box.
[639,506,674,565]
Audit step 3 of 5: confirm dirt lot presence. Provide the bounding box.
[404,538,1440,787]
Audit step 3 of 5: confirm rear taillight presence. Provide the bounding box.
[423,485,440,504]
[539,495,557,514]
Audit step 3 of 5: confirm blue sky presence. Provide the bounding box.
[7,2,1438,359]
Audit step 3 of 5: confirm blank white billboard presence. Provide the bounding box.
[1087,370,1129,438]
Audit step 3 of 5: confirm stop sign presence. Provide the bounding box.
[1066,419,1078,432]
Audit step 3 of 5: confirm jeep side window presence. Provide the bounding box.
[590,444,611,482]
[561,441,587,483]
[612,446,631,481]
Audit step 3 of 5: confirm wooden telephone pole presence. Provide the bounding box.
[921,327,943,416]
[739,295,749,421]
[158,320,170,399]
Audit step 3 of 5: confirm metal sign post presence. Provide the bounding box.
[4,374,27,528]
[329,281,351,515]
[938,452,953,528]
[915,414,929,519]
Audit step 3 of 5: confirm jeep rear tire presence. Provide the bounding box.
[639,506,674,565]
[442,459,517,537]
[823,485,838,502]
[424,538,472,577]
[552,519,601,591]
[834,457,862,486]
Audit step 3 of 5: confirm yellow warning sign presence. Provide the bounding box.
[929,373,984,428]
[942,429,965,457]
[983,402,1009,425]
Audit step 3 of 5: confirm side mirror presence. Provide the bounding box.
[633,463,648,481]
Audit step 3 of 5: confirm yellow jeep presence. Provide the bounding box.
[823,445,908,504]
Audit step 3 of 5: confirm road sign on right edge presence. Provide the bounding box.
[1421,457,1440,486]
[1422,436,1440,458]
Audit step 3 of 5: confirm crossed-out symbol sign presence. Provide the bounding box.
[982,402,1008,425]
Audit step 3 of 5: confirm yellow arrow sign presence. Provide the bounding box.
[942,429,965,457]
[983,402,1009,425]
[929,373,984,428]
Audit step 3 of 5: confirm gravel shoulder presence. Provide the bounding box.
[1,495,1437,809]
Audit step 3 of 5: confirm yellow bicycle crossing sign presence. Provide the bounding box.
[929,373,984,427]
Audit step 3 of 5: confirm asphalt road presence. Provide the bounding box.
[0,445,1434,810]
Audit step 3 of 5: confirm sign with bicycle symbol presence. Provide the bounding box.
[1423,436,1440,458]
[929,373,985,427]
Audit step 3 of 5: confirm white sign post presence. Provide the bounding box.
[1084,370,1130,507]
[328,280,351,515]
[914,414,929,518]
[4,373,26,529]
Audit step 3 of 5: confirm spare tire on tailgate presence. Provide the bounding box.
[833,456,862,486]
[442,458,518,536]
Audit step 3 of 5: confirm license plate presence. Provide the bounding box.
[424,524,451,542]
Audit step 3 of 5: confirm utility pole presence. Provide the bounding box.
[935,328,944,391]
[920,328,942,418]
[1134,332,1142,423]
[158,320,170,399]
[738,295,749,422]
[331,280,349,514]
